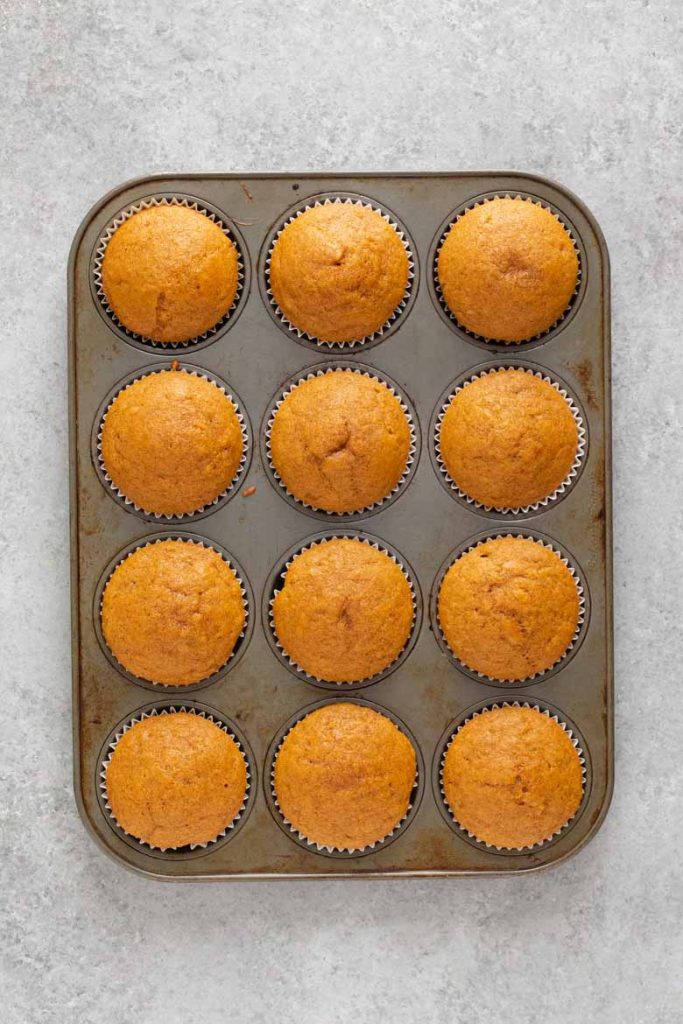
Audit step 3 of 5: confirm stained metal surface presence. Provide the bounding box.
[69,172,612,880]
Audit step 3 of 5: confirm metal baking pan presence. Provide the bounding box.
[69,172,612,879]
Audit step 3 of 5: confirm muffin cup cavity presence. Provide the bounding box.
[429,191,584,350]
[434,698,590,854]
[430,528,589,687]
[266,697,423,857]
[260,193,417,350]
[98,702,254,858]
[432,362,588,517]
[263,531,422,690]
[91,193,249,350]
[262,361,419,521]
[92,362,252,524]
[94,532,253,693]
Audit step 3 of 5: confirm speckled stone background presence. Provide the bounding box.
[1,1,682,1021]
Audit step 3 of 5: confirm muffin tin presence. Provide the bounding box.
[69,172,612,879]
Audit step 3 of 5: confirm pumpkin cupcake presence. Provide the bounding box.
[437,197,579,342]
[273,702,416,850]
[269,201,410,343]
[269,369,412,513]
[441,704,584,848]
[101,539,246,686]
[105,711,248,849]
[437,536,581,681]
[272,537,414,683]
[438,368,581,509]
[100,203,239,343]
[100,368,244,517]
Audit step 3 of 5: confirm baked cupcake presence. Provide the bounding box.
[437,197,579,342]
[272,538,414,683]
[270,369,412,513]
[101,204,239,343]
[105,711,247,848]
[102,539,245,686]
[438,536,580,681]
[438,368,580,509]
[442,705,584,848]
[273,702,416,850]
[100,368,243,516]
[269,202,410,343]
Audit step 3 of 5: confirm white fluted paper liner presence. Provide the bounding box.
[435,533,586,685]
[270,704,419,854]
[265,196,415,348]
[99,535,249,688]
[100,705,251,852]
[265,365,417,516]
[269,535,418,685]
[435,366,587,514]
[96,366,249,520]
[92,194,246,348]
[433,193,582,344]
[439,700,587,851]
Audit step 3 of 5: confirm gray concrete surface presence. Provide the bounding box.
[1,1,682,1021]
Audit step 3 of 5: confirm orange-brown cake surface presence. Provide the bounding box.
[102,539,245,686]
[272,538,413,683]
[105,712,247,849]
[100,368,243,516]
[438,536,579,681]
[270,370,411,513]
[442,705,583,848]
[437,197,579,342]
[269,202,409,343]
[439,368,579,509]
[274,703,416,849]
[101,204,239,343]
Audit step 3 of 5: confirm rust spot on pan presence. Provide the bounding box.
[571,358,598,409]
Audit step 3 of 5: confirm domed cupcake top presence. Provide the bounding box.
[100,203,239,344]
[437,196,579,343]
[105,711,248,849]
[100,368,244,517]
[272,537,414,683]
[102,539,245,686]
[442,704,584,849]
[438,535,581,682]
[269,201,410,343]
[269,369,412,513]
[438,368,580,509]
[274,702,416,850]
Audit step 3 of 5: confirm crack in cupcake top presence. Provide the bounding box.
[99,202,240,345]
[269,201,411,344]
[269,369,412,514]
[271,537,415,684]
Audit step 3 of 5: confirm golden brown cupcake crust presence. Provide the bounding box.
[437,197,579,343]
[439,369,579,509]
[102,539,245,686]
[442,705,583,848]
[269,202,409,343]
[270,370,411,513]
[105,712,247,849]
[438,536,580,682]
[100,369,243,517]
[274,703,416,849]
[272,538,414,683]
[101,204,239,343]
